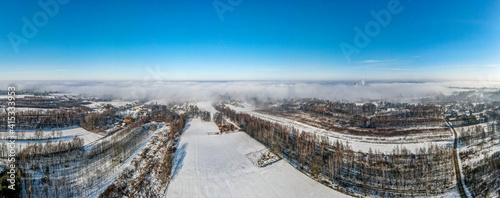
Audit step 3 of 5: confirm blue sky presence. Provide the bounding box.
[1,0,499,81]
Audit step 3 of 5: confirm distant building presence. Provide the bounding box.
[354,79,367,86]
[124,116,132,123]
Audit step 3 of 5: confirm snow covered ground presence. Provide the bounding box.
[165,118,349,198]
[84,100,134,108]
[0,126,103,150]
[16,107,52,111]
[0,94,31,99]
[194,101,217,115]
[1,107,55,113]
[226,103,452,154]
[147,99,169,105]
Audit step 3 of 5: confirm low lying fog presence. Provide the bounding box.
[1,80,499,102]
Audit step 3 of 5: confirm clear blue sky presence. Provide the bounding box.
[1,0,499,81]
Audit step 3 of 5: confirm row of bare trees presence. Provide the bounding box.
[0,107,119,133]
[80,109,116,132]
[0,129,63,140]
[0,108,89,131]
[370,117,443,128]
[14,136,86,198]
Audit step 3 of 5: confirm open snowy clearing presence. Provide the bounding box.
[84,100,134,108]
[165,118,349,198]
[194,101,218,115]
[16,107,56,112]
[0,94,32,99]
[0,126,103,150]
[1,107,56,113]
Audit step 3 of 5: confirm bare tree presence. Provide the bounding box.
[21,129,26,139]
[35,129,44,139]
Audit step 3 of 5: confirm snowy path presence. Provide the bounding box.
[165,118,349,198]
[446,120,474,198]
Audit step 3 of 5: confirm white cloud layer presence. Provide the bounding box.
[1,80,499,102]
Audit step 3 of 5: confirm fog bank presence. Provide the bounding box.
[1,80,499,102]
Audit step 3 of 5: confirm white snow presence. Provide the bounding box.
[165,118,349,198]
[147,99,169,105]
[440,189,462,198]
[16,107,52,111]
[0,126,103,150]
[194,101,217,115]
[84,100,133,108]
[0,94,31,99]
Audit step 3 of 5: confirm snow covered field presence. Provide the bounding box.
[16,107,53,112]
[194,101,217,114]
[84,100,134,108]
[165,118,349,198]
[0,94,31,99]
[1,107,55,113]
[0,126,103,150]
